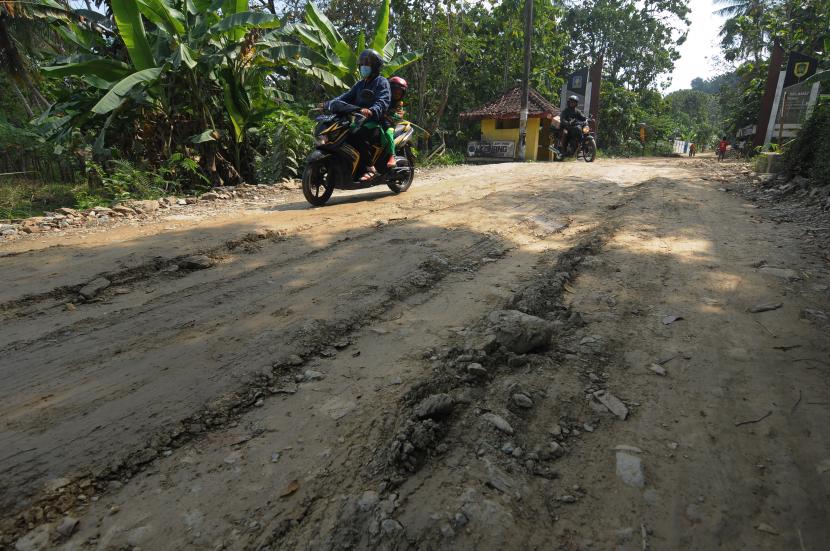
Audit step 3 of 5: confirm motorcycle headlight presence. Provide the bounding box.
[315,134,329,145]
[582,126,590,135]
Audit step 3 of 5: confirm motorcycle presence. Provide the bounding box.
[550,118,597,163]
[301,91,416,206]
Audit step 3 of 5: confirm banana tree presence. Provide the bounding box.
[39,0,287,183]
[264,0,421,92]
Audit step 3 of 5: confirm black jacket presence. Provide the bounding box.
[560,106,587,126]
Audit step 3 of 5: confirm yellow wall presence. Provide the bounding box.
[480,118,542,160]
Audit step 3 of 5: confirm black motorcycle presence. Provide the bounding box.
[550,118,597,163]
[301,92,416,206]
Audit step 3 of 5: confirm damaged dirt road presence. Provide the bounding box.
[1,157,829,550]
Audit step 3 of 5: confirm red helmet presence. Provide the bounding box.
[389,76,408,92]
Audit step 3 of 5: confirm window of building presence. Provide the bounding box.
[495,119,520,129]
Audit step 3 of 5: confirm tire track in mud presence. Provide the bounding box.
[253,185,650,551]
[0,192,579,541]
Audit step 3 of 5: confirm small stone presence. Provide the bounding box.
[755,523,779,535]
[748,302,783,313]
[616,451,645,487]
[482,413,514,434]
[180,255,214,269]
[201,192,220,201]
[56,516,80,538]
[557,495,577,503]
[648,363,667,376]
[466,363,488,378]
[512,393,534,408]
[381,518,404,536]
[79,277,111,299]
[358,490,379,512]
[501,442,514,454]
[271,452,281,463]
[511,447,523,458]
[550,424,562,437]
[593,390,629,420]
[301,370,325,381]
[414,394,455,420]
[286,354,304,366]
[583,423,594,432]
[667,441,679,450]
[549,441,564,458]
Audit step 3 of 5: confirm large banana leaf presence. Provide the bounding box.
[211,11,282,33]
[382,51,422,77]
[371,0,390,53]
[381,38,396,63]
[304,2,343,50]
[111,0,156,70]
[42,58,133,81]
[265,42,331,69]
[222,81,247,142]
[91,67,164,114]
[137,0,186,37]
[171,43,198,69]
[222,0,249,41]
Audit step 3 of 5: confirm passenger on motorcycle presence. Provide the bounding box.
[559,95,588,154]
[326,49,391,181]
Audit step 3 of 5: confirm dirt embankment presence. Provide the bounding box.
[2,157,828,551]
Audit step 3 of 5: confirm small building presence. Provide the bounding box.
[459,86,561,162]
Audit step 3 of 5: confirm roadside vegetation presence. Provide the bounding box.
[0,0,827,218]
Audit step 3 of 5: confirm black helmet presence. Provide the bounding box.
[358,49,383,76]
[568,95,578,103]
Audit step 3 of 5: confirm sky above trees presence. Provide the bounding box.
[665,0,728,92]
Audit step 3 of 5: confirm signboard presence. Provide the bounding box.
[783,52,818,89]
[561,68,590,112]
[466,140,516,158]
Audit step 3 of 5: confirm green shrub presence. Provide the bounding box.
[782,100,830,184]
[422,149,465,167]
[251,106,315,183]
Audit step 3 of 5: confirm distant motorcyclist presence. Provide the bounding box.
[326,49,391,181]
[559,95,588,153]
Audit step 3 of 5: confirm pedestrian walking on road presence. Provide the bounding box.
[717,136,729,161]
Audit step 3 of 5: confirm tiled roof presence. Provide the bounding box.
[459,86,560,120]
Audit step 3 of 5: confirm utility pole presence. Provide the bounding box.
[517,0,533,161]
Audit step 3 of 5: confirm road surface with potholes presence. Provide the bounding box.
[1,157,829,550]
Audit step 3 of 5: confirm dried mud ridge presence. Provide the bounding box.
[258,227,620,550]
[0,229,291,321]
[0,216,545,546]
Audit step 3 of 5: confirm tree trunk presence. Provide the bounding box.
[10,79,35,118]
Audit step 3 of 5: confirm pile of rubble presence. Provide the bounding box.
[0,181,299,240]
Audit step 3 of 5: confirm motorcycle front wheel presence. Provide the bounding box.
[582,139,597,163]
[302,162,336,206]
[387,146,415,194]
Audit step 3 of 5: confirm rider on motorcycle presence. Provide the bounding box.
[559,95,588,154]
[326,49,390,181]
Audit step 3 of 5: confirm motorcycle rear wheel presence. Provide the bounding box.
[302,162,335,206]
[387,146,415,194]
[582,140,597,163]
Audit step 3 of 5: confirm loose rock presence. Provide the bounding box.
[592,390,629,420]
[414,393,455,420]
[616,451,645,487]
[512,393,534,408]
[488,310,554,353]
[748,302,783,313]
[482,412,514,434]
[79,277,111,299]
[180,255,215,269]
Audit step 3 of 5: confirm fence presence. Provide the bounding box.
[0,148,83,185]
